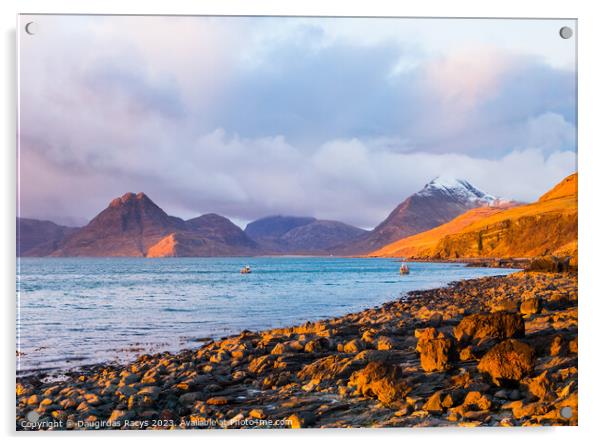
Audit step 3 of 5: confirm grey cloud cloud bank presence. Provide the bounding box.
[18,16,577,228]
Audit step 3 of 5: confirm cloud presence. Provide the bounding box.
[17,16,577,228]
[20,129,576,229]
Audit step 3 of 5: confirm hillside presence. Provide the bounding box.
[338,177,504,254]
[244,215,366,254]
[17,218,79,256]
[368,206,513,258]
[39,193,260,257]
[146,214,259,257]
[371,173,577,262]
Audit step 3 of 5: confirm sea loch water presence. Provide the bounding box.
[17,257,517,373]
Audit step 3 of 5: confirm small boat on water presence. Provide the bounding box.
[240,265,252,274]
[399,263,410,275]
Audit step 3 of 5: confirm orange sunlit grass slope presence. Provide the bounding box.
[368,206,513,258]
[370,173,577,262]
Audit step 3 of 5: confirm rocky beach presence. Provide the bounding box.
[16,270,577,430]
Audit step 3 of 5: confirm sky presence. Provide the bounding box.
[18,15,577,229]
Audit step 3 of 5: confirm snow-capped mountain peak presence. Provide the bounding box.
[418,176,501,206]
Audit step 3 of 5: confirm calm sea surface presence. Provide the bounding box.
[17,257,517,373]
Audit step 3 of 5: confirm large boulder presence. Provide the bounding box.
[527,255,571,273]
[348,361,409,405]
[520,298,541,316]
[418,337,455,372]
[416,328,456,372]
[477,339,535,386]
[297,355,362,384]
[453,312,525,343]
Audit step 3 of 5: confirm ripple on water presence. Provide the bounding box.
[16,257,518,373]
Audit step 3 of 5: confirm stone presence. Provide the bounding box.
[376,336,396,351]
[423,391,445,413]
[304,337,330,353]
[428,313,444,327]
[116,385,137,398]
[249,408,266,419]
[108,409,131,425]
[526,371,551,400]
[462,391,492,411]
[569,337,578,354]
[547,336,564,358]
[270,343,288,355]
[206,396,229,405]
[83,393,101,406]
[343,339,366,353]
[348,361,409,405]
[16,383,29,397]
[287,412,315,428]
[418,337,455,372]
[477,339,535,386]
[454,312,525,343]
[297,355,361,384]
[414,327,437,343]
[120,373,139,384]
[460,346,476,361]
[248,355,275,375]
[138,385,161,399]
[361,329,377,343]
[520,298,541,316]
[178,392,204,405]
[491,300,518,313]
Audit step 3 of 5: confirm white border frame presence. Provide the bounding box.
[2,1,600,444]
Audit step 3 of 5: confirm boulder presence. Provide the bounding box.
[462,391,492,411]
[527,255,571,273]
[287,412,315,428]
[550,335,566,357]
[297,355,361,384]
[423,390,445,413]
[525,371,552,400]
[343,339,366,353]
[453,312,525,343]
[107,409,132,425]
[348,361,409,405]
[477,339,535,386]
[248,355,275,375]
[304,337,331,353]
[520,298,541,316]
[417,335,455,372]
[414,327,437,344]
[376,336,396,351]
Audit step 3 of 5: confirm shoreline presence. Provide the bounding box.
[17,271,577,429]
[17,258,519,377]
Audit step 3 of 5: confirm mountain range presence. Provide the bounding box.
[18,175,574,260]
[244,216,367,254]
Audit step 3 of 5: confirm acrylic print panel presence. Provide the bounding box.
[16,15,577,430]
